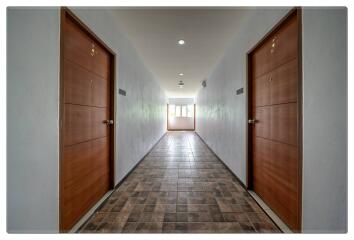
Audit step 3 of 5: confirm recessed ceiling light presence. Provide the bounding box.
[178,73,184,76]
[178,39,185,45]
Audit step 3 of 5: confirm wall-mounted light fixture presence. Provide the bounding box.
[178,80,184,88]
[202,80,207,88]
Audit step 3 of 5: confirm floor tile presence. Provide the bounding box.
[78,132,280,233]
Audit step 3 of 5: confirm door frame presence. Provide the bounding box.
[245,7,303,231]
[59,7,116,232]
[167,103,196,131]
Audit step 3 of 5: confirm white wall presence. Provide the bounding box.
[196,7,291,184]
[302,8,347,233]
[69,7,167,184]
[196,7,347,232]
[168,97,195,105]
[168,117,194,130]
[7,8,60,233]
[7,7,166,233]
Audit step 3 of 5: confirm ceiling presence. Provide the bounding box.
[113,8,250,98]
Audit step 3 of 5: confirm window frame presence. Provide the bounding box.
[169,104,194,118]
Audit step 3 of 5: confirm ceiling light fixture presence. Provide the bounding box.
[178,80,184,88]
[178,39,185,45]
[178,73,184,76]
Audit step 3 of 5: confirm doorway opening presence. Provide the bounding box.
[246,8,302,232]
[167,100,195,131]
[59,8,116,232]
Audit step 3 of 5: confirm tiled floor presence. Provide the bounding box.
[79,132,280,233]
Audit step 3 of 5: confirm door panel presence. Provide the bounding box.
[64,59,108,107]
[270,59,298,105]
[253,59,298,107]
[64,16,109,79]
[64,22,93,73]
[60,11,113,231]
[254,106,270,139]
[252,12,298,79]
[253,73,271,107]
[249,10,301,231]
[270,16,298,69]
[271,141,298,188]
[271,103,298,145]
[64,17,92,54]
[92,77,109,107]
[91,107,108,139]
[64,60,92,106]
[64,104,91,146]
[252,38,273,78]
[92,44,110,79]
[252,137,270,183]
[253,140,299,230]
[62,141,92,188]
[62,140,109,192]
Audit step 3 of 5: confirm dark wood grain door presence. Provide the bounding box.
[248,10,301,231]
[60,10,114,231]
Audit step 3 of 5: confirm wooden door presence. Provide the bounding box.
[248,9,302,231]
[60,9,115,232]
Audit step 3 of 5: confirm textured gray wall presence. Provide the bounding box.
[196,8,291,184]
[302,8,347,233]
[7,8,60,233]
[7,7,166,232]
[196,7,347,232]
[69,8,167,185]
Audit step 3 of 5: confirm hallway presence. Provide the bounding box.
[79,132,280,233]
[6,6,348,235]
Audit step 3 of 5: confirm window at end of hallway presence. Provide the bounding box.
[169,104,194,118]
[181,106,187,117]
[187,105,194,118]
[175,106,181,117]
[169,104,176,117]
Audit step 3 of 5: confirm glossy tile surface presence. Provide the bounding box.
[79,132,280,233]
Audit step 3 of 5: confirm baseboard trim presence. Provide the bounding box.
[194,131,283,233]
[75,132,167,232]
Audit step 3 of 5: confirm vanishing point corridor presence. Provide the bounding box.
[79,132,280,233]
[7,7,348,235]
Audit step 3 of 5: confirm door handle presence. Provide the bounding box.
[103,120,114,125]
[248,119,258,124]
